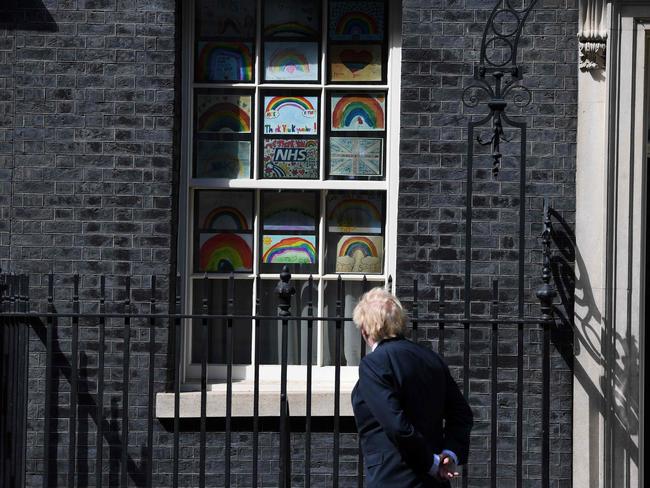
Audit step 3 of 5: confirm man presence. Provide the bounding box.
[351,288,473,487]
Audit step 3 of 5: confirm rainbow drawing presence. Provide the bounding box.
[337,235,378,258]
[262,235,317,264]
[197,95,252,133]
[265,42,318,81]
[335,12,378,37]
[196,42,253,82]
[262,192,316,231]
[335,235,383,273]
[203,206,250,230]
[328,195,382,233]
[199,233,253,272]
[264,0,320,38]
[329,2,384,41]
[331,95,385,131]
[264,22,319,38]
[265,96,316,115]
[264,95,318,135]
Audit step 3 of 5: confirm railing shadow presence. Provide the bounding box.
[548,209,639,472]
[31,318,148,487]
[0,0,58,32]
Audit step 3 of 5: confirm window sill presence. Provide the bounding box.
[156,379,356,418]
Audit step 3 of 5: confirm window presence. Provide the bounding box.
[179,0,401,381]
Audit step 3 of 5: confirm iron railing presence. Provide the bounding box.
[0,262,558,488]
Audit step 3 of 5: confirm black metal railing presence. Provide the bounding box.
[0,274,30,488]
[0,262,558,488]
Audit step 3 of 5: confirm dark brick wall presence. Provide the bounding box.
[396,0,576,487]
[0,1,179,487]
[1,0,576,487]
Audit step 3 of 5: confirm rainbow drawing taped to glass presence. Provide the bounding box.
[328,195,382,233]
[203,205,250,231]
[262,235,317,264]
[329,1,384,41]
[199,233,253,272]
[262,192,317,231]
[196,42,253,82]
[197,94,252,133]
[331,94,385,131]
[264,0,320,38]
[265,42,319,81]
[264,95,318,135]
[335,235,383,273]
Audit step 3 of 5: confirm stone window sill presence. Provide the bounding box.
[156,379,356,418]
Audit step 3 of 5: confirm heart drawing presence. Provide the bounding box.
[339,49,373,74]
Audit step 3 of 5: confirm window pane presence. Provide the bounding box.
[198,0,257,38]
[322,280,381,366]
[258,279,319,365]
[326,191,385,274]
[327,0,387,83]
[191,278,253,365]
[194,90,254,179]
[327,92,386,179]
[261,93,320,178]
[195,190,254,273]
[196,0,256,83]
[263,0,321,39]
[259,190,319,273]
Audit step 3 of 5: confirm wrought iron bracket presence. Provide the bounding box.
[462,0,539,177]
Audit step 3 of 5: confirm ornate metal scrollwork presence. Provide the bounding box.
[462,0,539,177]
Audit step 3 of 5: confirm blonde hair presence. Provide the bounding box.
[353,287,407,342]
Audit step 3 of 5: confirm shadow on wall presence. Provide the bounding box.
[549,209,640,482]
[0,0,58,32]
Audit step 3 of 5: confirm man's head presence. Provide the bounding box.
[353,287,407,346]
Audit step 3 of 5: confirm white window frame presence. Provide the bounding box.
[177,0,402,386]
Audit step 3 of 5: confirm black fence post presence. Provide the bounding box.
[276,266,294,488]
[96,276,106,488]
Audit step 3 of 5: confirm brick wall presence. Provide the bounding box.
[1,0,576,487]
[0,1,179,486]
[396,0,576,487]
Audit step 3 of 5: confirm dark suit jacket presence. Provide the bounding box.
[351,336,473,488]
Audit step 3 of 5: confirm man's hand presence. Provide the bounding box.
[437,453,459,481]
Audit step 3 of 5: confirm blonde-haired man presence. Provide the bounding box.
[351,288,473,487]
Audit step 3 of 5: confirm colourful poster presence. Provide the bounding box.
[199,233,253,272]
[263,139,319,178]
[331,94,385,131]
[262,192,317,231]
[329,1,385,41]
[196,42,253,82]
[328,193,382,233]
[197,191,253,231]
[264,42,319,82]
[195,140,251,179]
[197,94,252,133]
[329,137,382,176]
[264,0,320,38]
[262,235,317,264]
[330,45,382,82]
[198,0,256,38]
[335,235,383,273]
[263,95,318,135]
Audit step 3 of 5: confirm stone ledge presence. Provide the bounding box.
[156,379,356,418]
